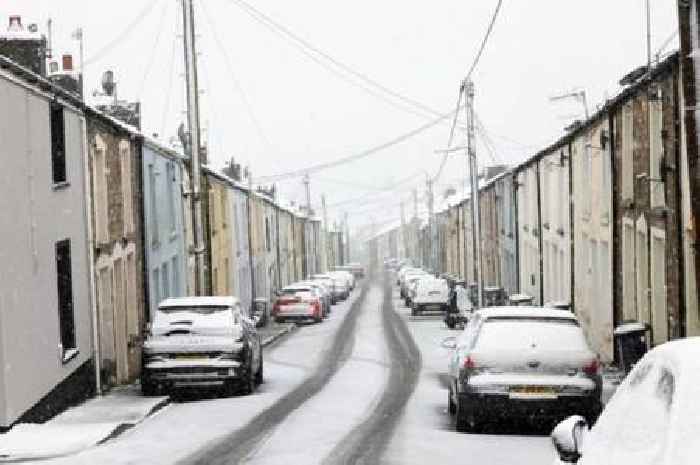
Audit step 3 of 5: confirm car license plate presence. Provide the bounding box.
[509,386,557,399]
[174,354,206,360]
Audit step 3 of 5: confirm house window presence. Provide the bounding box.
[51,102,67,185]
[636,216,650,325]
[148,164,159,246]
[265,217,271,252]
[55,239,76,353]
[649,94,665,208]
[120,141,133,235]
[162,262,169,300]
[152,267,160,306]
[622,103,634,200]
[166,162,177,234]
[171,256,180,296]
[650,229,667,344]
[94,137,108,243]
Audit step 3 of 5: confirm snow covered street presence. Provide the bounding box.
[37,276,557,465]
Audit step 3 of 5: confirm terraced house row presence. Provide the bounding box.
[368,50,700,364]
[0,53,334,429]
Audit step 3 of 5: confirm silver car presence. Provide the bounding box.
[443,307,602,432]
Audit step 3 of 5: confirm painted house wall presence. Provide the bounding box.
[229,186,252,310]
[0,74,92,427]
[208,178,232,296]
[141,142,188,318]
[516,163,541,303]
[572,120,614,361]
[540,149,572,304]
[496,173,518,296]
[86,118,145,386]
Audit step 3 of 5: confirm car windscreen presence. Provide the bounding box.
[158,305,230,315]
[475,317,588,351]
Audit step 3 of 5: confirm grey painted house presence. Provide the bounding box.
[142,140,190,318]
[0,62,93,428]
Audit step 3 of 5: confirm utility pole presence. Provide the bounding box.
[646,0,651,72]
[322,194,330,269]
[400,201,407,261]
[343,211,349,264]
[465,79,483,308]
[182,0,206,294]
[426,177,434,271]
[303,173,311,215]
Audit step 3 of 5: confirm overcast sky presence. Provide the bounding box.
[2,0,679,234]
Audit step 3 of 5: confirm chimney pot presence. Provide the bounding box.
[62,54,73,72]
[8,15,22,31]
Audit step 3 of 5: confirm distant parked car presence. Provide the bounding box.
[443,307,602,432]
[404,274,427,307]
[296,280,332,317]
[272,285,324,323]
[346,262,365,278]
[551,337,700,465]
[329,270,355,291]
[400,269,425,299]
[142,296,263,397]
[411,278,449,316]
[312,274,347,302]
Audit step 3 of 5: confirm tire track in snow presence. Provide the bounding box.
[322,273,422,465]
[178,280,371,465]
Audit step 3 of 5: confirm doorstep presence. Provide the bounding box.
[0,385,168,462]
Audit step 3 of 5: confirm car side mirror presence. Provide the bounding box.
[441,336,457,350]
[551,415,588,463]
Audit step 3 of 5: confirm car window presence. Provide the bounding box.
[473,318,588,351]
[581,362,673,465]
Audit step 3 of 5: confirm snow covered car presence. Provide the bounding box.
[311,274,345,303]
[329,270,355,291]
[272,285,324,323]
[400,269,425,299]
[404,274,428,307]
[551,337,700,465]
[314,273,349,301]
[141,296,263,396]
[295,280,332,317]
[443,307,602,432]
[411,278,449,316]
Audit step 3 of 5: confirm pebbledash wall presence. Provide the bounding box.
[0,67,93,428]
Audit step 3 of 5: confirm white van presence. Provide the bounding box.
[411,278,449,316]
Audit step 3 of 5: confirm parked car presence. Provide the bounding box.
[296,280,332,317]
[404,274,428,307]
[346,262,365,278]
[329,270,355,291]
[411,278,450,316]
[272,285,324,323]
[141,296,263,397]
[397,266,420,288]
[312,273,348,302]
[443,307,602,432]
[551,337,700,465]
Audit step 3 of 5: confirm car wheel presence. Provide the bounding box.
[255,357,264,386]
[410,306,417,316]
[446,318,456,329]
[241,363,256,395]
[448,387,457,415]
[455,396,479,433]
[141,378,159,396]
[584,400,602,425]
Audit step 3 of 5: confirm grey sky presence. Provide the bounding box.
[2,0,679,232]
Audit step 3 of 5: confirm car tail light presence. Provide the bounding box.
[583,359,599,376]
[463,356,477,370]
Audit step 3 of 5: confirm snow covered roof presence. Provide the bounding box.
[475,306,578,321]
[158,296,239,308]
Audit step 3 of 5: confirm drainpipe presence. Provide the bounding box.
[81,116,101,395]
[536,160,544,305]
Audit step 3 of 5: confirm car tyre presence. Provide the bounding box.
[255,357,264,386]
[455,397,479,433]
[448,387,457,415]
[446,318,456,329]
[141,378,159,397]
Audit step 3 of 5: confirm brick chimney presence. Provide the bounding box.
[0,15,47,76]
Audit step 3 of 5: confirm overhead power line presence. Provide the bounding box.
[255,111,453,182]
[83,0,162,66]
[136,0,170,100]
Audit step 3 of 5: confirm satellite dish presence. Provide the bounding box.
[101,70,115,96]
[27,23,38,33]
[177,123,189,153]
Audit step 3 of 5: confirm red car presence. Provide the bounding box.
[272,285,324,323]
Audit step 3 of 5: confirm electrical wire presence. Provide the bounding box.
[199,0,274,155]
[83,0,162,66]
[255,111,453,182]
[160,13,179,138]
[136,0,170,100]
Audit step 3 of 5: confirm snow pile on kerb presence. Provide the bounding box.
[0,386,168,461]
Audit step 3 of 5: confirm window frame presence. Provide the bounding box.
[55,238,77,361]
